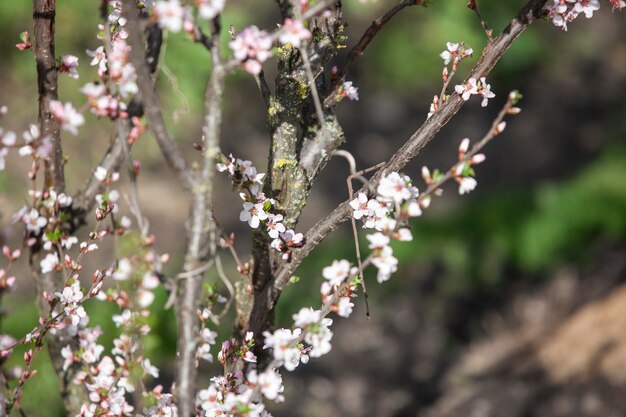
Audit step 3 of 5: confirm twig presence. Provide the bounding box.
[467,0,493,41]
[335,0,426,86]
[33,0,63,191]
[72,135,125,215]
[31,1,90,414]
[299,46,326,129]
[254,70,272,107]
[333,150,384,318]
[439,67,457,103]
[215,255,235,321]
[121,0,194,191]
[419,92,518,201]
[175,14,224,417]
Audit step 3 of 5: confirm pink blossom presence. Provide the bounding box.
[266,214,286,239]
[479,77,495,107]
[279,19,312,48]
[322,259,351,286]
[59,55,79,79]
[239,202,269,228]
[154,0,185,32]
[50,101,85,135]
[342,81,359,101]
[197,0,225,19]
[457,176,478,195]
[229,26,273,75]
[349,192,371,220]
[455,78,478,101]
[40,252,59,274]
[86,46,108,75]
[337,297,354,318]
[377,172,412,204]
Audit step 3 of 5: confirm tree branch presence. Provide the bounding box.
[32,0,88,414]
[246,0,549,337]
[33,0,63,191]
[175,16,224,417]
[121,0,195,191]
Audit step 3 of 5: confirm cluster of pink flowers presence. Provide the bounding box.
[50,100,85,135]
[196,312,219,363]
[197,0,225,20]
[341,81,359,101]
[218,331,257,364]
[217,154,304,259]
[58,55,80,79]
[454,77,495,107]
[82,2,137,120]
[278,18,312,48]
[546,0,624,30]
[229,26,273,75]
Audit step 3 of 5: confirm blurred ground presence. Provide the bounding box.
[0,1,625,416]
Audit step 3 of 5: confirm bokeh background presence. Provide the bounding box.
[1,1,626,416]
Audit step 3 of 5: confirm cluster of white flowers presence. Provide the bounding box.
[60,327,104,371]
[350,172,424,282]
[546,0,624,30]
[196,371,274,417]
[12,188,73,270]
[454,77,495,107]
[262,328,309,371]
[81,2,138,121]
[55,281,87,327]
[440,42,473,71]
[153,0,185,32]
[76,356,135,417]
[218,331,258,364]
[321,259,356,317]
[217,154,305,259]
[428,42,475,119]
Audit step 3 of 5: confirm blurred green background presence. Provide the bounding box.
[0,1,625,416]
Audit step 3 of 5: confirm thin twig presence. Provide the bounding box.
[254,70,272,107]
[467,0,493,41]
[121,0,194,191]
[333,150,384,318]
[419,93,518,200]
[335,0,426,87]
[439,67,457,103]
[215,255,235,321]
[175,14,225,417]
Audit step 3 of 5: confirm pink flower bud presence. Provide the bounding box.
[470,153,486,165]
